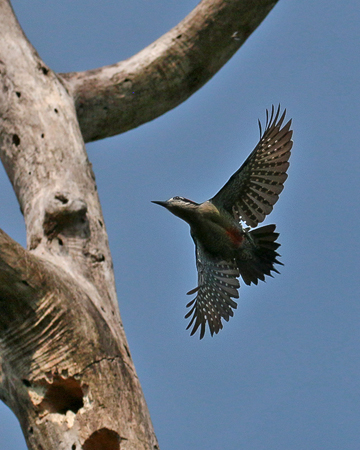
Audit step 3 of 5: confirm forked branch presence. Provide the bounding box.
[60,0,279,142]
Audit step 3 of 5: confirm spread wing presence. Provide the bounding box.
[185,242,240,339]
[211,106,293,228]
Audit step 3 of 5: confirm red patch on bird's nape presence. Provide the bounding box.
[226,227,244,246]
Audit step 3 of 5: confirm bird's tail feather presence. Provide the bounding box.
[236,224,282,286]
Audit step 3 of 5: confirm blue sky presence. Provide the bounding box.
[1,1,360,449]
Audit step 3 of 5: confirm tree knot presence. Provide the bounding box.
[43,192,89,239]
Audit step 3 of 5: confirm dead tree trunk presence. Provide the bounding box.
[0,0,278,448]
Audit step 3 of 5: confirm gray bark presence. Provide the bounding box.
[61,0,278,142]
[0,0,278,448]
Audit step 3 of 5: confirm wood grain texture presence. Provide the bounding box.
[0,1,157,448]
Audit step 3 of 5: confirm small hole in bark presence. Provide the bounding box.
[28,172,31,175]
[12,134,20,146]
[22,379,31,387]
[16,91,21,98]
[72,445,76,450]
[38,376,84,414]
[101,306,105,312]
[176,34,182,39]
[22,280,30,286]
[55,193,68,204]
[89,252,105,263]
[83,428,121,450]
[41,133,45,138]
[54,108,58,113]
[98,220,103,227]
[58,238,63,246]
[41,66,49,75]
[29,427,33,434]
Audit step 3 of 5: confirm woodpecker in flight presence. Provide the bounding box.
[153,106,293,339]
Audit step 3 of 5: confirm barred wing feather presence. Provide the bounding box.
[211,106,293,227]
[185,244,240,339]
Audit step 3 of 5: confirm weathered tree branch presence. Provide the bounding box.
[0,0,157,448]
[60,0,278,142]
[0,229,156,449]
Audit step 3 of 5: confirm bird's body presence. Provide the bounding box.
[153,106,293,339]
[169,200,240,258]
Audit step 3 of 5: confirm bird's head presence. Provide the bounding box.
[152,196,199,221]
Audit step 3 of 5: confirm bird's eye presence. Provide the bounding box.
[173,196,182,200]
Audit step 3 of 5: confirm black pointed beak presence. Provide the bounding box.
[151,200,168,208]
